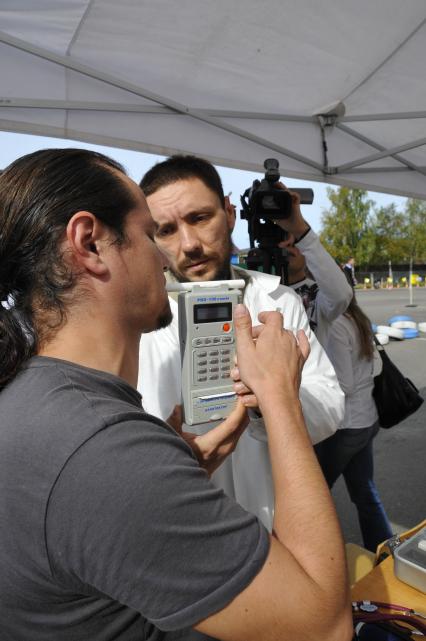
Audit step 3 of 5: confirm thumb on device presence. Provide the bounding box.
[184,400,248,476]
[233,304,255,352]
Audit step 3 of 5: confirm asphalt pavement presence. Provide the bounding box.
[331,287,426,546]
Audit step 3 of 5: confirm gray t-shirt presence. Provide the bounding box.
[0,356,269,641]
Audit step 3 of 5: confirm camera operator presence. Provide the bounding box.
[273,184,353,347]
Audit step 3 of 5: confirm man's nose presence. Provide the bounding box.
[179,225,201,254]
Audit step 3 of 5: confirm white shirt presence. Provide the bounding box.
[291,229,353,347]
[325,315,378,429]
[138,267,344,529]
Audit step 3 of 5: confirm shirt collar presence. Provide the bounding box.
[231,265,281,295]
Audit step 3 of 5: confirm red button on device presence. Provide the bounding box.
[222,323,231,332]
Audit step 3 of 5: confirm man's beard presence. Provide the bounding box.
[168,233,233,283]
[155,298,173,330]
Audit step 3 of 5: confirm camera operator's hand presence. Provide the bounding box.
[277,232,302,259]
[273,182,310,240]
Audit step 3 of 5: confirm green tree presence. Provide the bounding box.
[403,198,426,263]
[369,203,407,264]
[369,199,426,265]
[319,188,426,268]
[319,187,374,266]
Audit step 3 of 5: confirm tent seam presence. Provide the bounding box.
[66,0,95,56]
[64,0,95,134]
[342,17,426,103]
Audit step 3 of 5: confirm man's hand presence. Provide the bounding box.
[166,402,248,477]
[233,305,310,410]
[231,369,259,408]
[273,182,310,239]
[277,232,302,259]
[230,336,259,409]
[166,404,184,433]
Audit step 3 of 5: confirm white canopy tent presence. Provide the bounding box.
[1,0,426,199]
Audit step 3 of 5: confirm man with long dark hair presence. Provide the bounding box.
[0,149,351,641]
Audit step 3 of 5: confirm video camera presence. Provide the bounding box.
[240,159,313,283]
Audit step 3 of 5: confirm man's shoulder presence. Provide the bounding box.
[235,266,300,299]
[270,281,306,305]
[236,268,304,321]
[15,357,145,428]
[251,275,305,307]
[0,357,168,499]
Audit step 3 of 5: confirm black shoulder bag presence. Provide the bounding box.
[373,336,423,429]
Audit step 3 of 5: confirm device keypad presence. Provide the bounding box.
[192,335,234,348]
[193,336,235,384]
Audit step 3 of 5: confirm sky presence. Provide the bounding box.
[0,131,409,251]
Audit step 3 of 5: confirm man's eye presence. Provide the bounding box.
[193,214,209,223]
[156,227,173,238]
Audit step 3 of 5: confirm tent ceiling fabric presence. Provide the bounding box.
[1,0,426,198]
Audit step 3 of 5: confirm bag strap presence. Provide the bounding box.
[373,334,387,364]
[373,334,383,350]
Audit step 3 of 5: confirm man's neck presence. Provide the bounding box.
[38,311,140,388]
[287,269,307,286]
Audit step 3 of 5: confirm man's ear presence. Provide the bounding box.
[65,211,109,276]
[224,196,236,233]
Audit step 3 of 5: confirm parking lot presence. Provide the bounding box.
[332,287,426,545]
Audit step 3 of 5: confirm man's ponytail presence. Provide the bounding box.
[0,302,34,390]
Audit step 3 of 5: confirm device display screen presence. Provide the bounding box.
[194,303,232,324]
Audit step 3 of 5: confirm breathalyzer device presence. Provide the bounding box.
[167,280,245,425]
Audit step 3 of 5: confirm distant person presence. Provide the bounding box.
[343,257,357,288]
[315,293,393,552]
